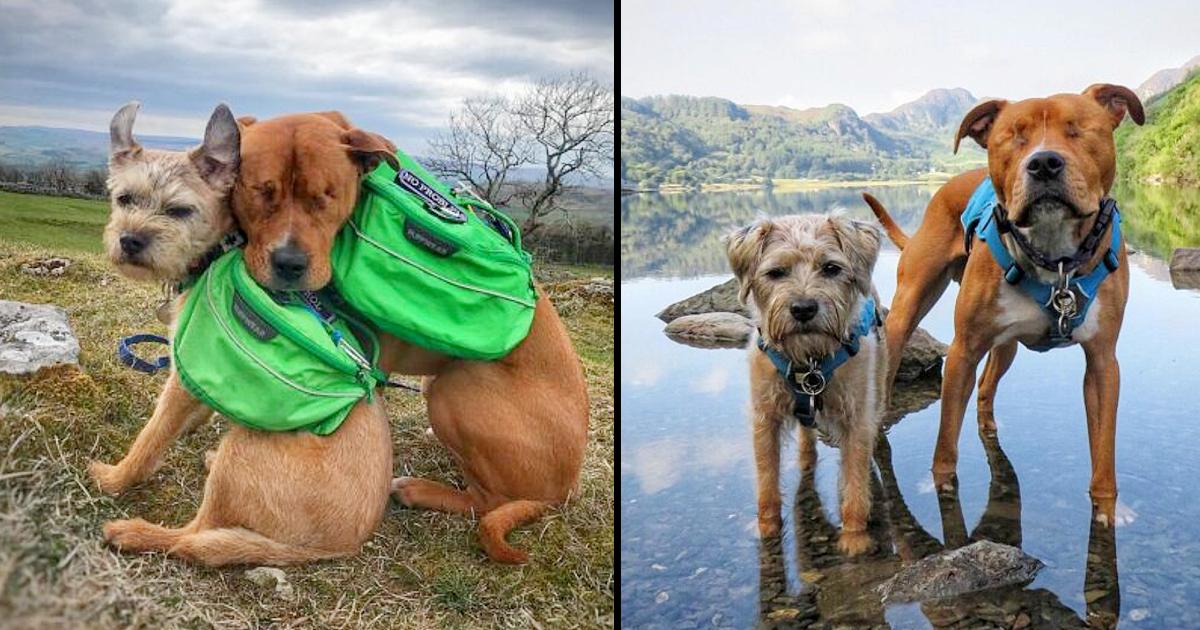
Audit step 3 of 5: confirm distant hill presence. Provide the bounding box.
[0,126,197,171]
[0,125,614,189]
[1136,55,1200,102]
[1117,69,1200,185]
[864,87,977,135]
[620,89,985,187]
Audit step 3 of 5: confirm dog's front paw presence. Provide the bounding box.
[88,461,129,495]
[756,503,782,538]
[838,529,874,556]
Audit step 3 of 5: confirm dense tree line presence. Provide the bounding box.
[1116,70,1200,186]
[0,160,107,198]
[620,95,980,188]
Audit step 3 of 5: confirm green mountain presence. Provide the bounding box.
[620,89,985,188]
[1116,70,1200,186]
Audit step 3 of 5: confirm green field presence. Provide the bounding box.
[0,190,110,254]
[0,192,615,627]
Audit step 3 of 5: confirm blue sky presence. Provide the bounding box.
[0,0,613,148]
[623,0,1200,113]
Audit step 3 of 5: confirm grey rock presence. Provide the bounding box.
[877,541,1044,604]
[663,312,752,345]
[244,566,295,601]
[1170,248,1200,290]
[0,301,80,375]
[656,278,749,322]
[19,257,72,277]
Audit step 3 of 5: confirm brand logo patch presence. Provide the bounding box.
[232,292,277,341]
[404,221,459,256]
[395,169,467,223]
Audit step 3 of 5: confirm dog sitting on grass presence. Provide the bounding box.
[91,102,392,566]
[726,214,886,555]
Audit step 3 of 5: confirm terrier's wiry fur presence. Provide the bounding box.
[104,101,238,282]
[727,214,888,556]
[91,103,392,567]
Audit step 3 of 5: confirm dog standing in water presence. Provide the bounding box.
[727,214,887,555]
[862,84,1143,525]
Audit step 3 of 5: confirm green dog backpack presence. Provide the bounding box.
[172,250,387,435]
[329,149,537,360]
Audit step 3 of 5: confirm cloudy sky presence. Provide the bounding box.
[623,0,1200,114]
[0,0,613,147]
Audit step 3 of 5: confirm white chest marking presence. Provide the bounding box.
[992,280,1102,346]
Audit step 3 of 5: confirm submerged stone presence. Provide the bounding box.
[877,540,1044,604]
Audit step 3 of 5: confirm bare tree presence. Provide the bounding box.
[514,73,614,235]
[427,73,614,236]
[427,96,531,207]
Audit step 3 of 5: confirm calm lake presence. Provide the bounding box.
[620,183,1200,628]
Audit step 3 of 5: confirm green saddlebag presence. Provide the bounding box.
[172,250,386,435]
[329,149,536,360]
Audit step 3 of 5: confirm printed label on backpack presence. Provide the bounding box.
[395,170,467,223]
[232,292,278,341]
[404,220,459,256]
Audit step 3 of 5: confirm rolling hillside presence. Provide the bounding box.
[0,126,196,170]
[1116,70,1200,186]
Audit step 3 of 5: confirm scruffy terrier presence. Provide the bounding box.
[90,100,240,491]
[91,102,392,566]
[103,102,239,285]
[726,214,887,556]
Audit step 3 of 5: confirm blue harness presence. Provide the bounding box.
[756,296,881,427]
[961,179,1122,351]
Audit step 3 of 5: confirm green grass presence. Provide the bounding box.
[0,190,109,254]
[0,232,614,625]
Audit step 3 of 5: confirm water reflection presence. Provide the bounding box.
[757,431,1120,628]
[621,182,1200,282]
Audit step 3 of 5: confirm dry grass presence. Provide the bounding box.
[0,242,614,629]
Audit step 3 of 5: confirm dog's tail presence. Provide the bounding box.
[478,500,552,564]
[862,193,909,250]
[171,527,349,567]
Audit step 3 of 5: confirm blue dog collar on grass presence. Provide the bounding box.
[117,333,171,373]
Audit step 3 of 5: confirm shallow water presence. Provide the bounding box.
[620,185,1200,628]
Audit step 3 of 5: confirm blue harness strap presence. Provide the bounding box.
[961,178,1122,352]
[117,333,171,373]
[756,296,881,427]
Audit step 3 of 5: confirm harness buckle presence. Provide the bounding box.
[1048,262,1079,338]
[794,361,827,396]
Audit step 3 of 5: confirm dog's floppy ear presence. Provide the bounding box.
[109,101,142,164]
[725,219,774,305]
[954,99,1006,153]
[1083,83,1145,127]
[342,128,400,172]
[189,103,240,189]
[828,217,882,295]
[237,115,257,128]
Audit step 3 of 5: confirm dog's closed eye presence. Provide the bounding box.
[765,267,789,279]
[165,205,194,219]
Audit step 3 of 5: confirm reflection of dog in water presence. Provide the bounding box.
[756,430,1120,628]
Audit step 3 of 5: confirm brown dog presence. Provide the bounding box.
[231,111,590,563]
[94,103,392,566]
[863,84,1144,525]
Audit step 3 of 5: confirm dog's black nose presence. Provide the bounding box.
[1026,150,1065,181]
[790,299,819,322]
[270,245,309,282]
[119,232,147,256]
